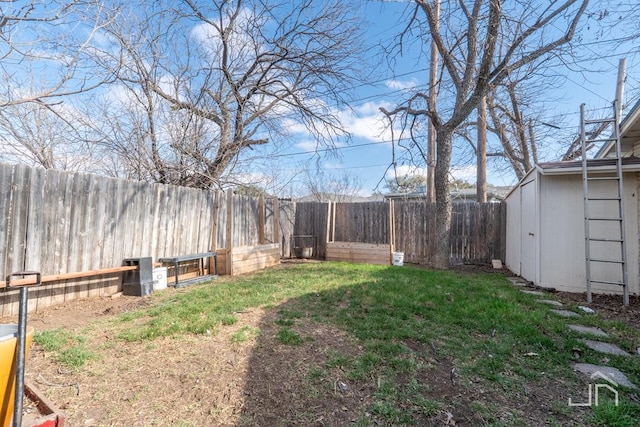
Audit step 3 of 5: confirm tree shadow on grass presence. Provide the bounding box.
[237,264,594,427]
[237,268,461,427]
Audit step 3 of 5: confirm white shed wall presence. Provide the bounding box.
[538,175,586,292]
[505,170,639,296]
[504,183,522,276]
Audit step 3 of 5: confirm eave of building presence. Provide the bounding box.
[536,156,640,175]
[595,98,640,158]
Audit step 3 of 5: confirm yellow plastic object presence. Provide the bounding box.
[0,324,34,427]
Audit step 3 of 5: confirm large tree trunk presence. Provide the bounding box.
[433,127,453,269]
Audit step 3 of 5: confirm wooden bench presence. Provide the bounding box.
[158,252,217,288]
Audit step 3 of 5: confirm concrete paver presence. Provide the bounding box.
[536,299,563,307]
[550,309,580,317]
[507,277,527,287]
[579,339,631,357]
[521,290,544,296]
[573,363,637,389]
[567,324,608,338]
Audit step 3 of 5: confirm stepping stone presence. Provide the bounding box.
[573,363,637,389]
[507,277,527,287]
[578,306,595,314]
[568,325,608,338]
[579,339,631,357]
[537,299,563,307]
[521,290,544,296]
[550,309,580,318]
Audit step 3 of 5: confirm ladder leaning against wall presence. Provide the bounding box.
[580,100,629,306]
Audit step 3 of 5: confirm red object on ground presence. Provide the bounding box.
[22,380,64,427]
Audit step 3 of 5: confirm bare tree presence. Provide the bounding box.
[0,1,116,107]
[302,166,363,203]
[0,102,94,170]
[382,0,588,268]
[0,1,121,171]
[484,79,540,181]
[385,173,427,194]
[93,0,365,189]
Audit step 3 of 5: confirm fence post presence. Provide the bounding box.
[226,190,234,276]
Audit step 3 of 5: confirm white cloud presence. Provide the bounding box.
[451,165,477,182]
[295,139,321,152]
[338,100,396,142]
[385,78,419,91]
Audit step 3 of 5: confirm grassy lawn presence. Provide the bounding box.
[34,262,640,426]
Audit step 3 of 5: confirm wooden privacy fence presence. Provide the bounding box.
[0,163,280,314]
[326,201,394,265]
[1,162,505,314]
[283,201,506,266]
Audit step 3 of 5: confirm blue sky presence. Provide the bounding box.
[244,1,640,197]
[3,1,637,197]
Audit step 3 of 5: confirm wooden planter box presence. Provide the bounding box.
[326,242,391,265]
[217,243,281,276]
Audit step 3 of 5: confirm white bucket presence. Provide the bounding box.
[392,252,404,266]
[153,267,167,291]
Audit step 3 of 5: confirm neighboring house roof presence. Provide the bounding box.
[294,193,384,203]
[383,185,511,202]
[594,97,640,158]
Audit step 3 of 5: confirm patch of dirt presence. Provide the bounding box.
[24,294,151,332]
[554,291,640,330]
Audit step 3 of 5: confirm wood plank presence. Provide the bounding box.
[6,164,30,277]
[24,166,46,273]
[87,176,107,298]
[258,196,265,244]
[137,181,153,258]
[273,198,279,246]
[101,177,118,270]
[208,191,220,274]
[36,168,58,311]
[231,250,280,275]
[76,173,93,300]
[0,265,138,287]
[0,163,15,287]
[226,190,233,276]
[149,184,162,260]
[326,242,392,265]
[232,243,279,255]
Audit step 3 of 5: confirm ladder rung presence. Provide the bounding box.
[587,237,623,242]
[586,176,620,181]
[586,217,622,221]
[589,279,626,287]
[588,259,625,264]
[586,197,621,201]
[584,118,614,125]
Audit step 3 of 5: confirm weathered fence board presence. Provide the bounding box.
[288,202,329,259]
[0,163,283,312]
[333,202,391,244]
[280,200,505,266]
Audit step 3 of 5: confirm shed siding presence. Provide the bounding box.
[505,186,522,276]
[507,169,640,296]
[538,175,585,292]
